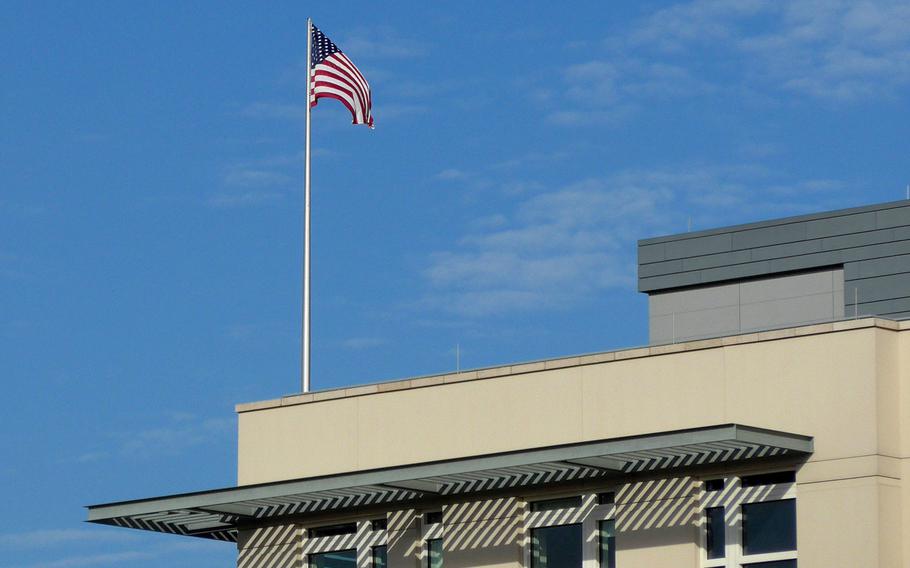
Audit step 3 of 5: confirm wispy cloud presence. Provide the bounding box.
[6,534,229,568]
[433,150,568,196]
[0,529,137,549]
[421,165,851,317]
[118,413,233,459]
[25,552,153,568]
[631,0,910,101]
[72,413,233,463]
[223,169,291,187]
[339,27,426,60]
[536,0,910,123]
[208,152,303,208]
[241,102,307,121]
[342,337,387,350]
[207,190,283,208]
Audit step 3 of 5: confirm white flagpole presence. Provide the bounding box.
[302,17,313,393]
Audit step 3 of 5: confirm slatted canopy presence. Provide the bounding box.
[86,424,812,542]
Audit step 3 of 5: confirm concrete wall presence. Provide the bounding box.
[649,268,844,343]
[638,200,910,325]
[236,318,910,568]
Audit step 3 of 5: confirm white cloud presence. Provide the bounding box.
[241,102,307,120]
[379,103,429,120]
[68,413,233,463]
[339,27,426,60]
[435,168,470,181]
[26,552,153,568]
[118,414,233,458]
[421,165,851,317]
[537,0,910,123]
[223,169,291,187]
[634,0,910,101]
[209,152,303,208]
[0,529,137,549]
[207,191,283,208]
[342,337,387,350]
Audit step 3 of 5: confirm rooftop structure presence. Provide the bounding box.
[639,199,910,343]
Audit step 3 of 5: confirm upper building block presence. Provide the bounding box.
[638,200,910,343]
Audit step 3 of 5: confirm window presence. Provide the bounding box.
[531,524,582,568]
[598,520,615,568]
[371,518,387,531]
[740,471,795,488]
[705,507,725,559]
[529,495,582,512]
[705,479,725,492]
[371,546,387,568]
[742,500,796,555]
[701,473,796,568]
[526,492,613,568]
[425,511,443,525]
[309,523,357,538]
[426,538,443,568]
[311,549,357,568]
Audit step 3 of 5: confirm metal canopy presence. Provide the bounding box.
[86,424,812,542]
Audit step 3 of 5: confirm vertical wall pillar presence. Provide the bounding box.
[615,477,700,568]
[237,524,302,568]
[387,509,421,568]
[443,497,524,568]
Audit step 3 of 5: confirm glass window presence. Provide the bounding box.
[597,492,615,505]
[531,524,582,568]
[742,499,796,555]
[371,518,387,531]
[740,471,795,488]
[704,478,725,492]
[427,538,443,568]
[425,511,443,525]
[372,546,387,568]
[311,549,357,568]
[742,561,796,568]
[705,507,725,559]
[529,496,582,512]
[309,523,357,538]
[598,520,615,568]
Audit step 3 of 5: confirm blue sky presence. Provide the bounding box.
[2,1,910,565]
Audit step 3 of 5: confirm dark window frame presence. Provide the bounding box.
[308,523,357,538]
[426,538,443,568]
[740,471,796,488]
[371,545,387,568]
[529,495,583,512]
[742,498,797,556]
[705,506,726,559]
[309,547,358,568]
[530,522,583,568]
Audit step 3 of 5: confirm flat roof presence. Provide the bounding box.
[87,424,812,542]
[639,199,910,245]
[237,317,908,413]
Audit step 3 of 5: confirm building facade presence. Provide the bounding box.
[88,202,910,568]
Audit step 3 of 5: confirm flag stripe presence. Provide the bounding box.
[320,62,369,118]
[313,62,369,121]
[313,84,360,121]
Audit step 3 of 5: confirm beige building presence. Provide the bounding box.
[88,202,910,568]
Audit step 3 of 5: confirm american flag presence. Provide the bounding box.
[310,24,373,128]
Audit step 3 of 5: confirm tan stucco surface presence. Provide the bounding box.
[238,319,904,484]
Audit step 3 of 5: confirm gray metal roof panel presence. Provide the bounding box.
[639,200,910,246]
